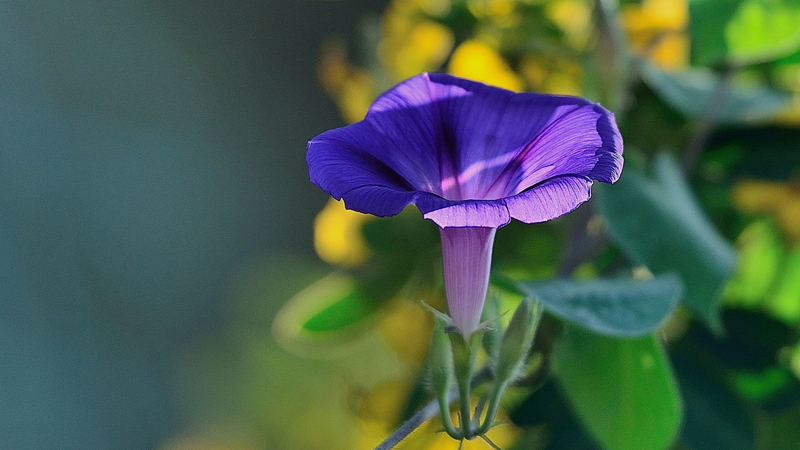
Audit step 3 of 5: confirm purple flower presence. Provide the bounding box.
[307,73,623,336]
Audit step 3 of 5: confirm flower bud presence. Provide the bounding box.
[430,318,454,396]
[495,298,541,384]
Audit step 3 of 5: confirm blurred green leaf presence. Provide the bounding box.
[556,327,682,450]
[358,211,439,302]
[755,410,800,450]
[709,127,800,180]
[680,309,797,372]
[724,219,785,307]
[766,245,800,323]
[733,366,791,402]
[302,289,374,332]
[641,63,791,124]
[273,273,379,355]
[725,0,800,64]
[672,351,755,450]
[511,380,602,450]
[690,0,800,66]
[513,274,682,337]
[595,153,737,333]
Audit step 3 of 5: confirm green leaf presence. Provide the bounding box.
[556,327,682,450]
[766,245,800,323]
[595,154,737,333]
[272,273,379,355]
[690,0,800,66]
[640,63,791,124]
[723,219,785,307]
[301,288,375,332]
[514,274,682,337]
[672,351,755,450]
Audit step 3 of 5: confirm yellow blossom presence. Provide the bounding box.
[520,54,583,96]
[380,2,454,81]
[448,40,526,91]
[545,0,592,49]
[378,300,434,369]
[468,0,520,28]
[354,385,521,450]
[314,198,372,267]
[620,0,690,70]
[318,40,377,123]
[774,63,800,125]
[732,180,800,244]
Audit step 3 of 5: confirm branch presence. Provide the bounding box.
[373,367,492,450]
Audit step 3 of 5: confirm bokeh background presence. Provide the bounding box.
[0,1,386,449]
[3,1,800,450]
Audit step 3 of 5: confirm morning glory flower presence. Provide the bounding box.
[307,73,623,337]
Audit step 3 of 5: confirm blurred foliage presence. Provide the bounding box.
[260,0,800,449]
[80,0,800,449]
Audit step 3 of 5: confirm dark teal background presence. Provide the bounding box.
[0,1,385,448]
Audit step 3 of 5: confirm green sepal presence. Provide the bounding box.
[449,330,483,438]
[429,317,461,439]
[495,298,542,384]
[481,294,503,368]
[430,318,454,398]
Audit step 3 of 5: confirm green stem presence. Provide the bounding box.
[450,332,481,439]
[436,390,461,439]
[457,369,472,437]
[476,379,508,435]
[373,367,492,450]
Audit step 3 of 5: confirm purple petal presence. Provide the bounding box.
[496,104,622,196]
[506,176,593,223]
[440,226,496,337]
[422,73,622,200]
[307,72,623,225]
[307,124,416,216]
[416,193,510,228]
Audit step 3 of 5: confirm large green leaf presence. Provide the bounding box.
[767,245,800,323]
[272,272,380,356]
[690,0,800,66]
[723,219,785,307]
[595,154,737,333]
[640,63,791,124]
[672,351,755,450]
[514,274,682,337]
[556,327,682,450]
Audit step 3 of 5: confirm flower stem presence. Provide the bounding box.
[372,367,492,450]
[437,389,461,439]
[476,379,508,435]
[450,332,480,438]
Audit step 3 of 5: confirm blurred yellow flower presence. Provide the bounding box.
[314,198,372,267]
[354,383,521,450]
[620,0,689,70]
[520,54,583,96]
[448,40,526,91]
[545,0,592,49]
[775,93,800,125]
[378,300,434,369]
[395,406,520,450]
[468,0,521,27]
[732,179,800,244]
[318,39,377,123]
[774,63,800,125]
[380,1,455,81]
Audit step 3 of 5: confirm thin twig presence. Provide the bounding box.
[373,367,492,450]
